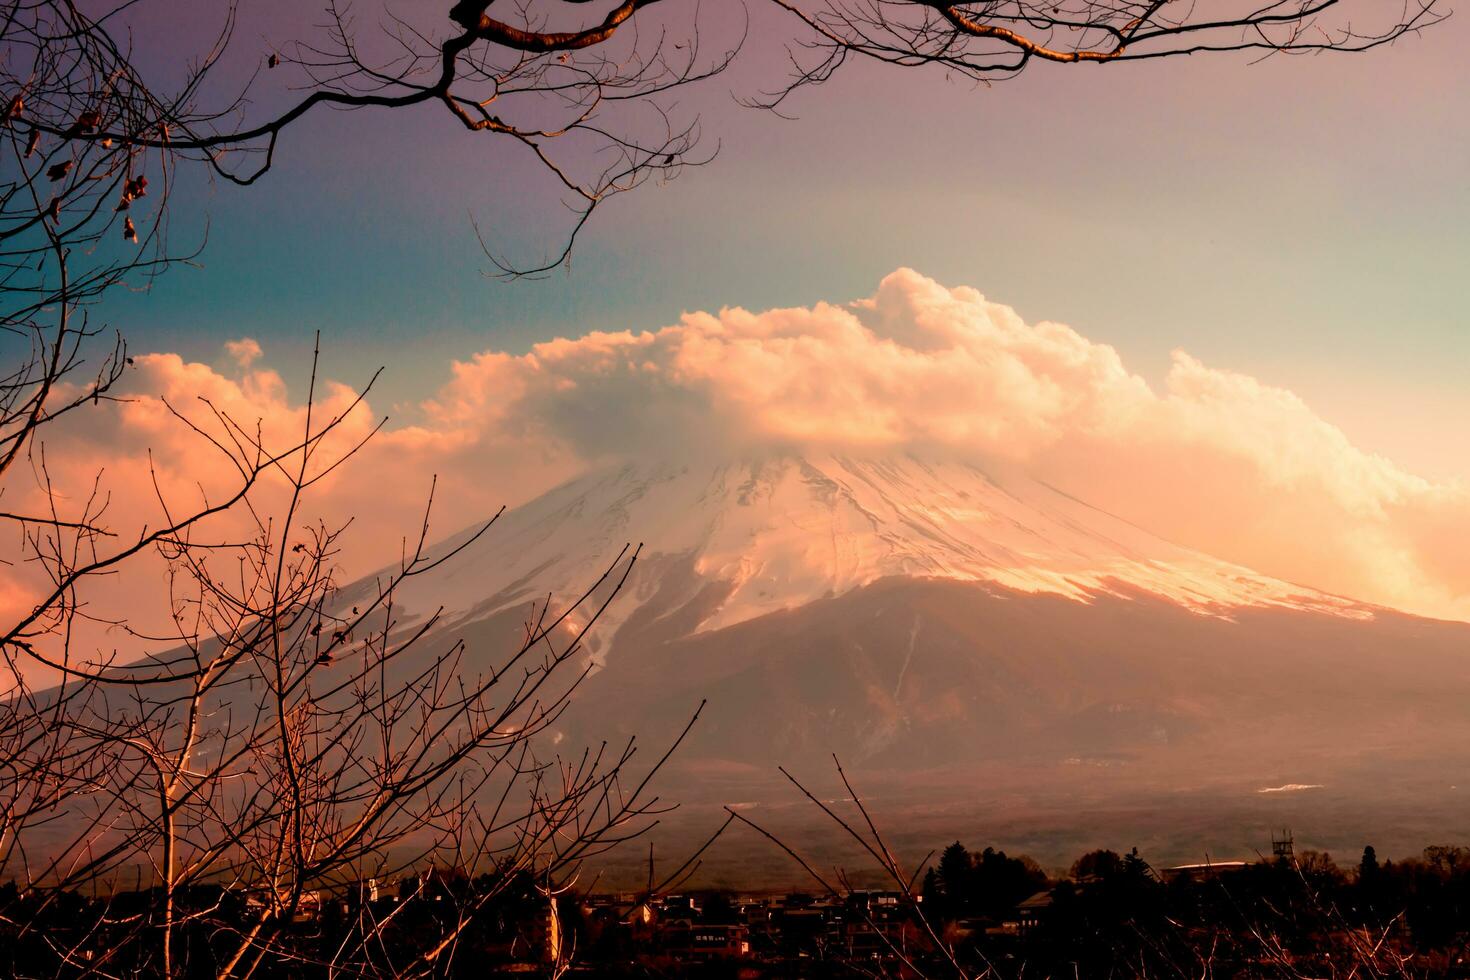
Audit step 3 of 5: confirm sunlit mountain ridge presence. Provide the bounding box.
[400,452,1376,665]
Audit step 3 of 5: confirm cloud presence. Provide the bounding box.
[224,336,263,368]
[14,268,1470,633]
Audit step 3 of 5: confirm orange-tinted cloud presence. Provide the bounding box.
[224,336,263,368]
[16,269,1470,634]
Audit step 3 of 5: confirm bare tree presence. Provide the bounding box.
[10,1,1442,278]
[0,338,717,977]
[728,756,974,978]
[0,8,731,962]
[756,0,1443,109]
[0,0,198,481]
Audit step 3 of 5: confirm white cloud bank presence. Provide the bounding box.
[14,268,1470,624]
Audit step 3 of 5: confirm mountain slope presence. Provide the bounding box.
[568,575,1470,770]
[385,450,1470,776]
[381,453,1470,876]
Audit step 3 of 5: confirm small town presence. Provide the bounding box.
[7,836,1470,977]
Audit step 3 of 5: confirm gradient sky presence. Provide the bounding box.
[9,1,1470,653]
[110,0,1468,482]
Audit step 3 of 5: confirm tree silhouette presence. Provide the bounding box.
[1360,845,1380,879]
[1071,848,1124,881]
[938,841,972,904]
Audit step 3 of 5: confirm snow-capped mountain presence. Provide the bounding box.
[405,452,1368,661]
[370,451,1470,871]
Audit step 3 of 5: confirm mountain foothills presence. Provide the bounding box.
[382,453,1470,876]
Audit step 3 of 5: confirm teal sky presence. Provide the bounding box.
[112,2,1470,479]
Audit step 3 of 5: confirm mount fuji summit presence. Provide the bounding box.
[387,453,1470,808]
[411,452,1368,642]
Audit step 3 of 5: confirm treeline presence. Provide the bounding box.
[8,841,1470,977]
[932,841,1470,978]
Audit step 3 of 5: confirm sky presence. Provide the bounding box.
[22,0,1470,628]
[105,1,1470,475]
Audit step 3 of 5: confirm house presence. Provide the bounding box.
[1015,889,1053,935]
[685,923,750,960]
[1159,861,1250,884]
[241,887,321,924]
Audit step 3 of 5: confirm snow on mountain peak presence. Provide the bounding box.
[406,453,1369,655]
